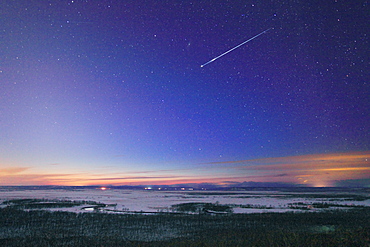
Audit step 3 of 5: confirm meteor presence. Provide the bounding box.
[200,28,272,67]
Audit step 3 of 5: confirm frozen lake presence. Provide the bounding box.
[1,187,369,214]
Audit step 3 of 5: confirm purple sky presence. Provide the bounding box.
[1,1,369,187]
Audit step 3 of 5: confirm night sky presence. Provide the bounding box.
[1,0,369,187]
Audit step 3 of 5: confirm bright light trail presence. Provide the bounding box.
[201,28,272,67]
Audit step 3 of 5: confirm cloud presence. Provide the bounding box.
[0,167,30,174]
[201,151,370,187]
[85,176,182,181]
[1,151,368,187]
[205,151,369,167]
[276,173,289,177]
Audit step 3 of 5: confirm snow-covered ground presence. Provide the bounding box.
[1,188,369,214]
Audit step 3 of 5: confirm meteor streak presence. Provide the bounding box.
[200,28,272,67]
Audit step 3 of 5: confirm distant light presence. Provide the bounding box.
[145,187,152,190]
[100,187,107,191]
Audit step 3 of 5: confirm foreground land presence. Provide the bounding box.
[0,206,369,246]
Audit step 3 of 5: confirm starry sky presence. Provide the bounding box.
[1,0,369,187]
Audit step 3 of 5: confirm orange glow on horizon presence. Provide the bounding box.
[317,167,370,172]
[0,151,369,187]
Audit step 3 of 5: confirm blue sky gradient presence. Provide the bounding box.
[1,0,369,186]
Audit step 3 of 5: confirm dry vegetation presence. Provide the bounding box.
[0,200,369,246]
